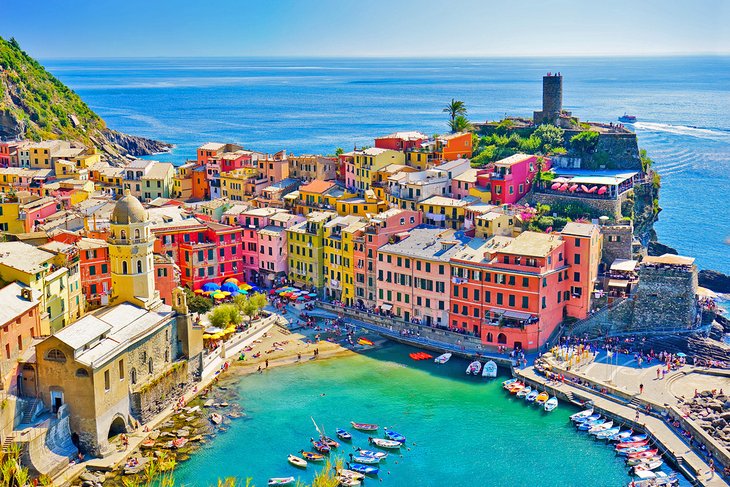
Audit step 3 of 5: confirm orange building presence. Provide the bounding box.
[77,237,111,307]
[192,166,210,200]
[437,132,473,161]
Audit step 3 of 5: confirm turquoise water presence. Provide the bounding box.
[43,57,730,272]
[173,343,635,487]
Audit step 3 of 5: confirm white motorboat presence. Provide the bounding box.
[482,360,498,378]
[516,386,532,398]
[466,361,482,375]
[434,353,452,364]
[569,408,593,421]
[544,396,558,412]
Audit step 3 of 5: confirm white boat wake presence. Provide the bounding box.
[633,122,730,144]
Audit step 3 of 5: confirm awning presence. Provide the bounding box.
[608,279,630,288]
[610,259,638,272]
[503,310,533,320]
[381,303,393,311]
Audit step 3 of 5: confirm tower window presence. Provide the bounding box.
[137,260,142,273]
[122,261,128,274]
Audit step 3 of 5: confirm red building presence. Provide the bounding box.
[154,254,179,305]
[77,238,112,307]
[152,218,243,290]
[449,225,600,352]
[374,131,428,152]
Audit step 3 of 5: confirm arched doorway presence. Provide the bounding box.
[486,332,493,343]
[108,416,127,439]
[497,333,507,345]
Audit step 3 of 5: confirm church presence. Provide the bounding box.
[31,191,204,456]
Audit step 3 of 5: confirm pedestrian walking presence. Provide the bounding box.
[639,383,644,394]
[265,359,269,368]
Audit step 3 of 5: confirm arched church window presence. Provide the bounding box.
[134,229,140,240]
[120,230,127,240]
[122,261,128,274]
[137,260,142,274]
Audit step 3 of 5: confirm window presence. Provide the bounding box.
[104,370,110,391]
[122,261,128,274]
[575,238,581,247]
[101,263,108,274]
[89,266,96,276]
[496,293,503,305]
[521,296,529,309]
[148,358,154,374]
[541,296,546,309]
[46,349,66,363]
[574,254,581,264]
[508,295,515,307]
[522,277,529,288]
[75,368,89,377]
[119,360,125,380]
[574,272,581,282]
[130,368,137,385]
[137,260,142,273]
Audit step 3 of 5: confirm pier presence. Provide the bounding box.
[515,366,729,487]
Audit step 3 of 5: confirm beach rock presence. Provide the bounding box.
[698,269,730,293]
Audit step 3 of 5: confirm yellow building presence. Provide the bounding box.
[417,195,471,230]
[335,191,389,217]
[172,162,196,200]
[38,240,86,321]
[323,215,366,306]
[91,164,125,197]
[220,167,258,202]
[352,148,405,192]
[0,241,72,334]
[297,180,355,214]
[107,190,162,309]
[286,211,337,291]
[371,164,417,200]
[405,150,436,170]
[474,211,516,238]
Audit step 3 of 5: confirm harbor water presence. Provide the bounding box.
[172,343,640,487]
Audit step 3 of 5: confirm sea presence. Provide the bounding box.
[44,56,730,274]
[171,343,659,487]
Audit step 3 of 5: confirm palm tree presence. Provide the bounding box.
[443,99,467,123]
[448,115,472,133]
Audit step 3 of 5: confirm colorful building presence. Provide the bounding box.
[323,215,366,305]
[257,212,305,287]
[286,211,337,291]
[475,154,549,205]
[0,282,40,393]
[417,196,471,230]
[289,155,338,181]
[374,131,428,152]
[38,239,85,322]
[376,226,465,326]
[344,148,405,192]
[77,237,112,308]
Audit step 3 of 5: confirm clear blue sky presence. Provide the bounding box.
[3,0,729,58]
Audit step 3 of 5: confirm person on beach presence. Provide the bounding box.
[265,359,269,368]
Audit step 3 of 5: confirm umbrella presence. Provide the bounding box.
[221,291,231,296]
[221,282,239,293]
[194,289,205,294]
[225,277,240,285]
[205,327,223,334]
[676,352,687,358]
[202,282,220,292]
[597,186,608,195]
[551,182,561,190]
[212,293,226,299]
[241,284,253,290]
[202,334,213,339]
[308,293,317,297]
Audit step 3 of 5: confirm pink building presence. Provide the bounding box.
[353,208,422,307]
[375,226,466,326]
[451,168,481,200]
[21,196,60,232]
[257,212,305,287]
[475,154,550,205]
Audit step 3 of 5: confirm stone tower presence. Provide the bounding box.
[533,73,564,125]
[108,190,161,309]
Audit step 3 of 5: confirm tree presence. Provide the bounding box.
[639,148,653,172]
[532,124,564,153]
[334,147,344,157]
[184,288,213,315]
[208,304,240,329]
[569,131,599,154]
[249,292,268,314]
[448,115,472,133]
[443,98,467,123]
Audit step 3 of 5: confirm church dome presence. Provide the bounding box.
[110,190,147,224]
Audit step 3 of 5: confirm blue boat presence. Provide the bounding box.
[578,418,605,431]
[623,434,648,443]
[346,462,379,475]
[336,428,352,441]
[593,427,620,439]
[356,448,388,460]
[616,445,650,456]
[574,413,600,424]
[384,428,406,443]
[607,430,633,442]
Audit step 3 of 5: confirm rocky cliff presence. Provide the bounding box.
[0,36,170,160]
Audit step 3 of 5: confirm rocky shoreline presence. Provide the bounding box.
[680,390,730,452]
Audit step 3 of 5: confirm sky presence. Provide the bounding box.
[3,0,729,58]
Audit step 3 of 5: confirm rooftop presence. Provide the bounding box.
[378,226,468,261]
[140,162,174,180]
[642,254,696,267]
[552,168,638,186]
[77,238,109,250]
[0,282,39,326]
[299,180,336,194]
[499,231,563,258]
[377,131,428,141]
[199,142,226,151]
[452,168,480,183]
[420,195,471,208]
[52,302,173,368]
[0,241,55,274]
[494,153,535,167]
[561,221,598,238]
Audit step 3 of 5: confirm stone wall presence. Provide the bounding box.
[131,361,189,423]
[562,129,641,170]
[526,190,627,220]
[600,223,633,265]
[632,266,698,331]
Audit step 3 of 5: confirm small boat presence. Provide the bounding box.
[320,436,340,448]
[617,446,651,456]
[338,477,361,487]
[535,392,549,405]
[482,360,498,378]
[210,413,223,425]
[618,113,637,123]
[626,449,658,459]
[357,338,374,346]
[594,427,620,439]
[384,428,406,443]
[509,383,525,395]
[578,418,605,431]
[502,378,518,388]
[336,428,352,440]
[626,455,661,467]
[351,422,378,431]
[299,450,324,461]
[623,434,648,443]
[310,438,331,453]
[287,454,307,468]
[608,430,633,442]
[616,439,649,449]
[574,413,601,424]
[368,437,401,449]
[434,353,452,364]
[268,477,295,486]
[515,385,531,398]
[588,421,614,434]
[466,361,481,375]
[525,389,539,402]
[346,463,379,476]
[349,454,380,465]
[634,458,664,472]
[355,448,388,460]
[570,409,594,422]
[219,402,229,408]
[628,472,677,487]
[339,469,365,481]
[544,396,558,412]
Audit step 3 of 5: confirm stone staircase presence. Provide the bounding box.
[564,390,575,403]
[1,435,14,452]
[20,398,40,424]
